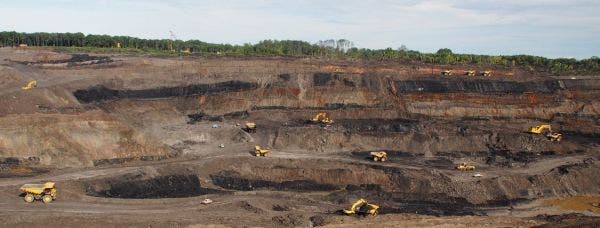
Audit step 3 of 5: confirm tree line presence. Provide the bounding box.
[0,31,598,75]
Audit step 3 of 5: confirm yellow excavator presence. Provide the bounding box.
[465,70,476,76]
[343,198,379,216]
[529,124,562,141]
[254,146,270,157]
[243,122,257,133]
[22,80,37,90]
[371,151,388,162]
[312,112,334,125]
[441,70,453,76]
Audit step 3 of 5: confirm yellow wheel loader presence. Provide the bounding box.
[20,182,56,203]
[243,122,257,133]
[529,124,562,142]
[254,146,270,157]
[343,198,379,216]
[311,112,334,125]
[370,151,388,162]
[21,80,37,90]
[456,162,475,171]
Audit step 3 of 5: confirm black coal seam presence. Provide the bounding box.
[73,80,259,103]
[87,175,223,199]
[394,80,566,93]
[210,172,339,192]
[252,103,370,111]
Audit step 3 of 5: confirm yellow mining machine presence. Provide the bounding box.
[529,124,562,141]
[370,151,388,162]
[456,162,476,171]
[441,70,453,76]
[481,71,492,77]
[243,122,257,133]
[20,182,57,203]
[254,145,270,157]
[465,70,476,76]
[21,80,37,90]
[311,112,334,125]
[343,198,380,216]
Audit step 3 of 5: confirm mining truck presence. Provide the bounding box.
[20,182,57,203]
[370,151,388,162]
[243,122,256,133]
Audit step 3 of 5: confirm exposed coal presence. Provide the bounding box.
[313,73,333,86]
[17,54,113,66]
[74,81,258,103]
[338,118,418,133]
[187,111,250,124]
[394,80,563,93]
[253,103,368,111]
[87,175,221,199]
[211,170,340,191]
[278,74,291,81]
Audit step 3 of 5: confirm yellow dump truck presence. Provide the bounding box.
[441,70,453,76]
[343,198,379,216]
[370,151,388,162]
[465,70,476,76]
[20,182,56,203]
[243,122,257,133]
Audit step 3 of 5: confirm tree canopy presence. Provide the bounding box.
[0,31,598,75]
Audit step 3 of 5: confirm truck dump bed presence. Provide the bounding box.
[20,182,55,195]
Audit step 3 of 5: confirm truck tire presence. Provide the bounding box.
[42,195,52,203]
[24,194,34,203]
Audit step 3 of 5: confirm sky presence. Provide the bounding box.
[0,0,599,58]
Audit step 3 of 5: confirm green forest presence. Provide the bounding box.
[1,31,598,75]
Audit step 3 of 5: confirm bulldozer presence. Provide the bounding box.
[343,198,379,216]
[529,124,562,142]
[480,71,492,76]
[465,70,476,76]
[254,145,270,157]
[243,122,257,133]
[441,70,453,76]
[370,151,388,162]
[311,112,334,125]
[21,80,37,90]
[456,162,476,171]
[20,182,56,203]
